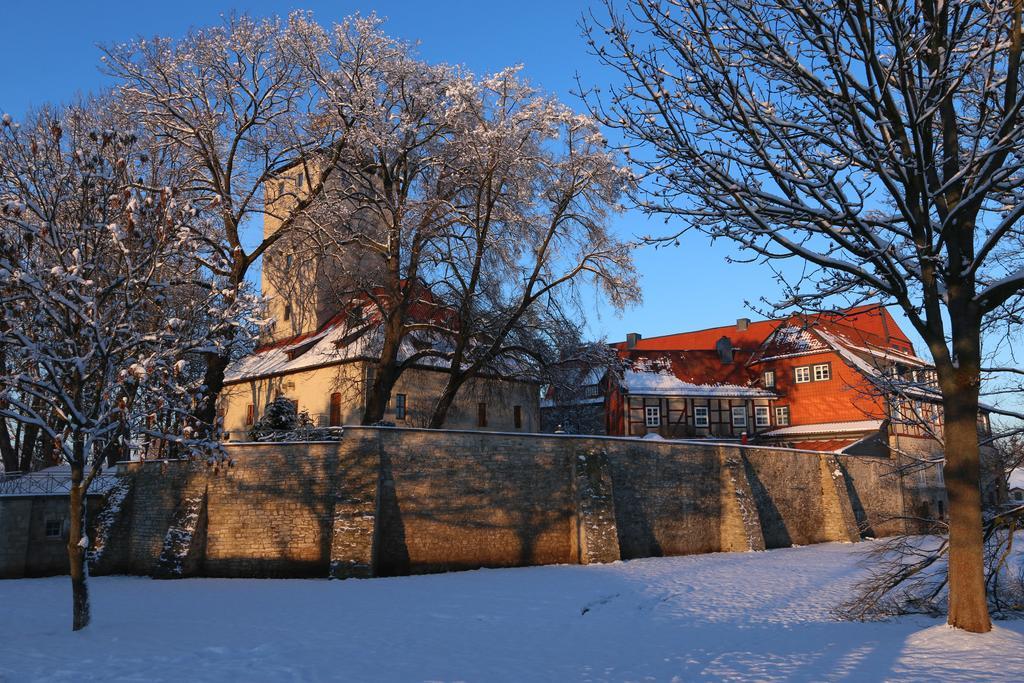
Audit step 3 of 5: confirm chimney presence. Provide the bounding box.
[736,318,751,332]
[626,332,642,349]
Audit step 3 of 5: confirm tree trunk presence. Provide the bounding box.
[195,351,231,429]
[361,359,402,424]
[360,308,408,425]
[428,375,465,429]
[0,418,17,473]
[18,421,40,472]
[942,384,991,633]
[68,460,90,631]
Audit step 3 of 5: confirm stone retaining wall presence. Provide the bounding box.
[5,427,914,579]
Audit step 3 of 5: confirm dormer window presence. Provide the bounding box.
[716,336,734,364]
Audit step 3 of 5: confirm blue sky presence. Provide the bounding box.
[0,0,801,345]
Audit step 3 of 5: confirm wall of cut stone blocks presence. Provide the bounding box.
[0,496,103,578]
[4,428,918,579]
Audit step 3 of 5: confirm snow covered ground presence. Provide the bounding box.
[2,542,1023,682]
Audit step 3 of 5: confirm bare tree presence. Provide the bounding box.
[100,13,348,432]
[423,68,639,427]
[297,21,638,424]
[287,13,465,425]
[586,0,1024,632]
[0,107,254,630]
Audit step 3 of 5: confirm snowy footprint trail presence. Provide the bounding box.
[2,542,1022,682]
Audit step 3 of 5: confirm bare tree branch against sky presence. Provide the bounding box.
[0,0,1020,421]
[0,0,785,342]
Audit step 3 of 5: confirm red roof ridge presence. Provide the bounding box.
[613,318,777,346]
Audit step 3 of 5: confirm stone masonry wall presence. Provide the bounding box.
[17,428,916,579]
[0,496,103,578]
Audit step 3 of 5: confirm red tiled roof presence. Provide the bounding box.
[612,305,912,354]
[749,305,919,366]
[809,305,914,353]
[612,319,782,352]
[622,350,760,388]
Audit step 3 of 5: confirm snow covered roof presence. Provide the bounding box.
[226,315,534,384]
[761,419,884,437]
[749,325,830,363]
[816,328,928,369]
[622,358,776,399]
[225,321,378,382]
[1009,468,1024,491]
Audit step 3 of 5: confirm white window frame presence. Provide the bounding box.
[645,406,661,427]
[754,406,770,427]
[813,363,831,381]
[694,406,709,427]
[795,366,811,383]
[44,516,64,539]
[763,370,775,388]
[731,406,747,428]
[775,406,790,426]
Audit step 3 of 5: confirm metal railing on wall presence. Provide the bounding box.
[0,471,119,496]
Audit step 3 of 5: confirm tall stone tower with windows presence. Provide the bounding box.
[260,163,381,343]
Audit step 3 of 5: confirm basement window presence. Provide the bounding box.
[694,406,709,427]
[44,517,64,539]
[645,406,661,427]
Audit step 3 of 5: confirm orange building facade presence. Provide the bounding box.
[597,305,964,456]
